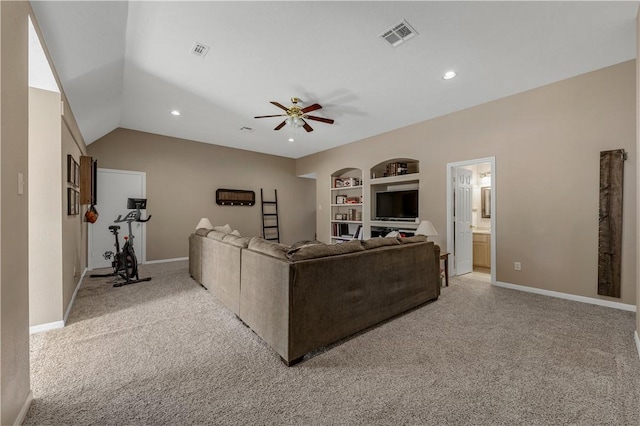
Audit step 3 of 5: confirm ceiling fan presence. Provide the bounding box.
[254,97,335,132]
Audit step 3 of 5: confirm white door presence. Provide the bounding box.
[454,167,473,275]
[89,169,146,270]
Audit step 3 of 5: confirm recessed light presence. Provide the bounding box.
[170,110,181,116]
[443,71,457,80]
[288,137,295,143]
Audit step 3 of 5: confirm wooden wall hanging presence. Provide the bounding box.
[216,189,255,206]
[598,149,626,298]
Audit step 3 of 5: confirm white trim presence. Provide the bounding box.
[29,320,64,335]
[13,390,33,426]
[64,267,86,323]
[144,257,188,265]
[495,281,637,312]
[635,331,640,361]
[446,157,496,284]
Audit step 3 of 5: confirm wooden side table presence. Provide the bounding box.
[440,252,450,287]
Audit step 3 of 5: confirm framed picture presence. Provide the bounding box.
[336,194,347,204]
[74,190,80,215]
[67,188,74,215]
[67,155,74,184]
[74,161,80,187]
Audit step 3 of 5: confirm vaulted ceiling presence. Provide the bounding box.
[31,1,638,159]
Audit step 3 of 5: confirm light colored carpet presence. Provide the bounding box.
[25,261,639,425]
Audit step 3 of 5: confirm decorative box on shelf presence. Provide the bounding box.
[334,177,362,188]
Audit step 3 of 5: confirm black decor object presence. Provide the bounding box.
[216,189,256,206]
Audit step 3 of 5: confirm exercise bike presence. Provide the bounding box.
[90,198,152,287]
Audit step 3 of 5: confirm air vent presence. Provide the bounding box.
[190,42,210,57]
[380,20,417,47]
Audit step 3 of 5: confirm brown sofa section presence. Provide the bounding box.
[240,237,440,365]
[189,232,440,365]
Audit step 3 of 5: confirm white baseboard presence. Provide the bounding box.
[635,331,640,361]
[494,281,636,312]
[30,267,87,335]
[144,257,188,265]
[29,320,64,335]
[64,267,87,323]
[13,390,32,426]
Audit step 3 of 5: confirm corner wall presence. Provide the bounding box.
[297,60,637,307]
[88,128,316,260]
[635,9,640,356]
[1,2,31,423]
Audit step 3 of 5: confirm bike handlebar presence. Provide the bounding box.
[114,211,152,223]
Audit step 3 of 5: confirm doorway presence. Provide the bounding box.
[446,157,496,283]
[89,169,146,270]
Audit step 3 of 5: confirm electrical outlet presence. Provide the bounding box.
[514,262,522,271]
[73,266,76,276]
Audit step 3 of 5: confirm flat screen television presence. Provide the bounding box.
[375,190,418,220]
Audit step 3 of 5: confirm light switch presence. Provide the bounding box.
[17,172,24,195]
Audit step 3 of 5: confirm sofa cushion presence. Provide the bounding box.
[361,237,401,250]
[195,228,212,236]
[290,239,324,250]
[248,237,290,260]
[399,235,428,244]
[207,230,228,241]
[287,239,364,261]
[223,234,250,248]
[214,224,233,234]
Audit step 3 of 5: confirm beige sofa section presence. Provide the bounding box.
[240,237,440,365]
[189,231,440,365]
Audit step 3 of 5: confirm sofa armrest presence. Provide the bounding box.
[239,249,293,361]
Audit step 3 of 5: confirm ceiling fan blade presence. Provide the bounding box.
[301,103,322,114]
[274,120,287,131]
[270,101,289,112]
[301,119,314,132]
[254,114,287,119]
[305,115,335,124]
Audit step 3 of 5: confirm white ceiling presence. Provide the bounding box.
[31,1,639,159]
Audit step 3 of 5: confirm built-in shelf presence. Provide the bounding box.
[330,185,363,191]
[331,220,363,224]
[370,173,420,186]
[331,203,363,207]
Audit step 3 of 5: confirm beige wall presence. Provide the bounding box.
[1,2,31,423]
[298,61,637,306]
[88,129,316,260]
[635,9,640,342]
[29,87,63,327]
[61,121,87,314]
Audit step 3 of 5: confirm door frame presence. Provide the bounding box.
[446,157,496,284]
[88,168,147,270]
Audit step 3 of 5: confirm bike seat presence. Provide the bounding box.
[108,225,120,231]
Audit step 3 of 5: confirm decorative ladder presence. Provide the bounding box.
[260,188,280,242]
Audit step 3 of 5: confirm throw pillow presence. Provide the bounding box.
[361,237,401,250]
[213,224,232,234]
[231,229,241,236]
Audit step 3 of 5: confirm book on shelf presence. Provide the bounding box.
[352,225,362,240]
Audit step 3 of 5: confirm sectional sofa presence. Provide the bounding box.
[189,229,441,365]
